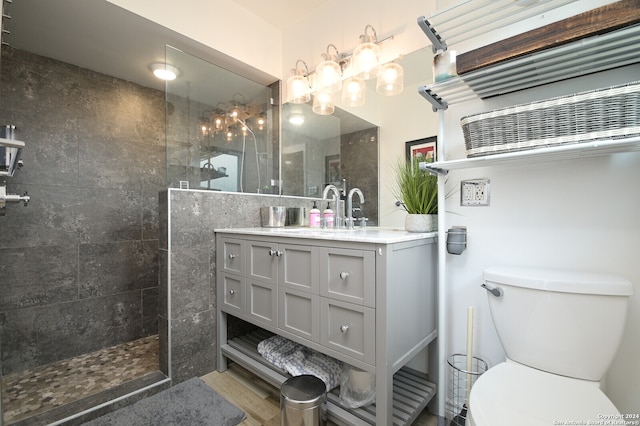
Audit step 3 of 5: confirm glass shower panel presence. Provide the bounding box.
[165,45,278,194]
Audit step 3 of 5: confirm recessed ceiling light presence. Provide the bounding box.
[150,63,180,81]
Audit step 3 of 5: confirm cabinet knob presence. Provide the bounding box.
[229,289,236,295]
[228,254,236,259]
[269,249,276,256]
[339,271,350,280]
[276,250,283,257]
[340,325,349,333]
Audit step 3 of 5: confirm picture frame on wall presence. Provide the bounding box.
[325,154,341,185]
[405,136,437,164]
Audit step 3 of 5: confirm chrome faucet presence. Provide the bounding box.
[322,184,343,228]
[346,188,364,230]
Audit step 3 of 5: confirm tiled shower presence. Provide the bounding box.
[0,46,164,424]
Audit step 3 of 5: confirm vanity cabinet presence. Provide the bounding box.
[216,228,438,426]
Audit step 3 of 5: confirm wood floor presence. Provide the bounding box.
[201,363,438,426]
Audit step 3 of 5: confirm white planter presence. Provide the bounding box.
[405,214,437,232]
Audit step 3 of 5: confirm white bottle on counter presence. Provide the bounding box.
[309,201,321,228]
[323,202,334,228]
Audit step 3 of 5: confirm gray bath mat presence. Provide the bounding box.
[83,377,245,425]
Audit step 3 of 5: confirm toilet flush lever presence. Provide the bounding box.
[481,283,503,298]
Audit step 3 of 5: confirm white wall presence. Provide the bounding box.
[442,64,640,415]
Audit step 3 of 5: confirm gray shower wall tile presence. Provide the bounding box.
[76,187,143,244]
[159,191,168,250]
[4,125,80,187]
[0,245,78,311]
[142,287,159,335]
[0,184,86,249]
[170,244,213,318]
[169,191,217,249]
[158,249,168,319]
[79,240,158,299]
[169,309,216,384]
[78,135,165,192]
[0,292,143,375]
[143,190,160,241]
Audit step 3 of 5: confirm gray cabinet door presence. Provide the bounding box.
[278,243,318,294]
[278,286,319,341]
[247,279,277,327]
[247,240,278,285]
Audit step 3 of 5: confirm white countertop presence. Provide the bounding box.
[214,226,437,244]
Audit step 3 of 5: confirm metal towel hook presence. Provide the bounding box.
[481,283,503,298]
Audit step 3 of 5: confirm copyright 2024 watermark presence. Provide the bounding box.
[554,414,640,425]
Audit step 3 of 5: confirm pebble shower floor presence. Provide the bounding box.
[1,335,159,424]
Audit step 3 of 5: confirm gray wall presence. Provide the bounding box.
[341,127,379,225]
[0,47,164,374]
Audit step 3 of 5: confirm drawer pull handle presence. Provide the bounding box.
[229,289,236,295]
[228,254,236,259]
[339,272,350,280]
[340,325,349,333]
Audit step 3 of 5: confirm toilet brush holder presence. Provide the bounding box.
[447,354,487,426]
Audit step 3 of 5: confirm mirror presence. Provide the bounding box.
[281,102,379,224]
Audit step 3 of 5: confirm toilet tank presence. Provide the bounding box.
[484,266,633,381]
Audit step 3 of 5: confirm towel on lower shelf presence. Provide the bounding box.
[257,335,344,391]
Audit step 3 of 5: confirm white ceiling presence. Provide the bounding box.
[230,0,331,30]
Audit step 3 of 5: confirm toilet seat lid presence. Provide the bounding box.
[469,362,619,426]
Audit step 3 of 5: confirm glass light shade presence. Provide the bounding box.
[341,77,366,107]
[286,74,311,104]
[352,42,381,80]
[376,63,404,96]
[312,91,335,115]
[198,121,210,137]
[314,60,342,93]
[213,114,225,131]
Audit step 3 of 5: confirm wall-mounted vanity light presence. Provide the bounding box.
[352,25,381,80]
[286,60,312,104]
[286,25,403,116]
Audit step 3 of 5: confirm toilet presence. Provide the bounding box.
[468,266,633,426]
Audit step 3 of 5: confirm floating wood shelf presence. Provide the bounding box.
[419,23,640,110]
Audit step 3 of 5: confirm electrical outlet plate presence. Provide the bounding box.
[460,179,490,206]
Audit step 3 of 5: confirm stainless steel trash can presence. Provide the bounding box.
[280,375,327,426]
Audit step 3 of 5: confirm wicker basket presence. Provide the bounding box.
[461,81,640,158]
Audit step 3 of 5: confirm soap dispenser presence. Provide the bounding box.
[309,201,321,228]
[323,202,334,228]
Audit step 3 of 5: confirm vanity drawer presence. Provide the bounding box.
[320,248,375,307]
[220,238,245,275]
[220,273,244,316]
[320,297,375,364]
